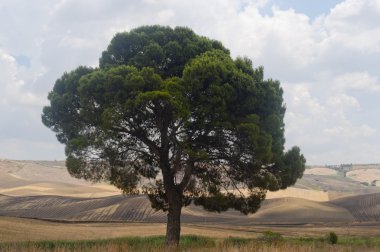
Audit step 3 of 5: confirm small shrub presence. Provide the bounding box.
[299,237,314,242]
[180,235,215,248]
[223,237,251,247]
[327,232,338,244]
[260,231,283,243]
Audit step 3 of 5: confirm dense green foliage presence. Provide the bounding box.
[328,232,338,244]
[42,25,305,245]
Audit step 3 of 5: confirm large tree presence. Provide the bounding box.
[42,25,305,246]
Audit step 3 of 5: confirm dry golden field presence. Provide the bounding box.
[347,168,380,185]
[1,159,380,247]
[1,216,380,242]
[0,160,121,197]
[304,167,337,176]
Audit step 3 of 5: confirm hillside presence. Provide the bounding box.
[1,193,379,224]
[0,194,362,223]
[0,160,121,197]
[1,159,380,224]
[332,193,380,221]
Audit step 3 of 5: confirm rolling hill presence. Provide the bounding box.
[0,159,380,224]
[1,193,379,224]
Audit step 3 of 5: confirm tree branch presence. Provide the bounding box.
[111,124,160,156]
[179,159,194,191]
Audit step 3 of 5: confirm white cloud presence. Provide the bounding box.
[324,124,377,139]
[323,0,380,53]
[0,49,46,107]
[157,9,175,22]
[0,0,379,164]
[49,0,68,16]
[59,35,97,49]
[0,138,65,160]
[284,77,378,164]
[326,94,360,110]
[332,72,380,93]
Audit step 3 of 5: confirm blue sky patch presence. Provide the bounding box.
[260,0,345,19]
[15,55,31,68]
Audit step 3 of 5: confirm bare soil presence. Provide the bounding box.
[1,159,380,241]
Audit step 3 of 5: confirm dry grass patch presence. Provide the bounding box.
[304,167,337,176]
[347,169,380,186]
[251,197,354,223]
[0,217,261,242]
[266,187,329,201]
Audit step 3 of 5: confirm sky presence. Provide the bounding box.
[0,0,380,165]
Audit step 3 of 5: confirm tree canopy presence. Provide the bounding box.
[42,25,305,245]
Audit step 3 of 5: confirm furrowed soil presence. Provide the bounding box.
[1,159,380,244]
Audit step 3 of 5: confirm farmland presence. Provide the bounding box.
[0,159,380,250]
[1,217,380,251]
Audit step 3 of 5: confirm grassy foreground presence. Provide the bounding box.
[1,234,380,252]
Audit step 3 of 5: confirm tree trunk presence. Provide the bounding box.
[165,191,182,246]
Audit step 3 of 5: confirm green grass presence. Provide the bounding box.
[1,234,380,252]
[222,236,252,246]
[0,235,215,252]
[288,235,380,249]
[338,236,380,247]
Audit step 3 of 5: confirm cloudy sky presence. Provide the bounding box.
[0,0,379,165]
